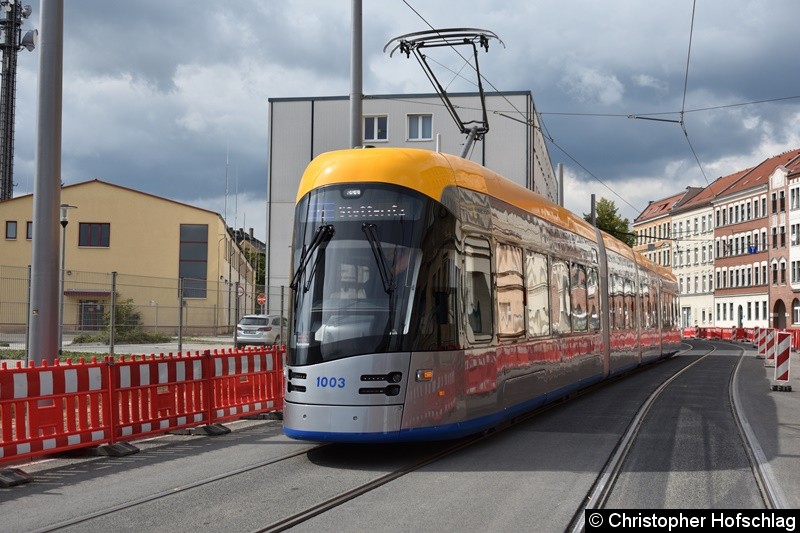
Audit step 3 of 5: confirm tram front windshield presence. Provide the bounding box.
[289,184,429,365]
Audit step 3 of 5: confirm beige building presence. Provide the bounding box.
[0,180,255,335]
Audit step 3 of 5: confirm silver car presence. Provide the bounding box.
[234,314,286,348]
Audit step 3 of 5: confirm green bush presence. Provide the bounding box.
[72,295,172,345]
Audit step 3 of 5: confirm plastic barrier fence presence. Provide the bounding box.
[0,346,284,464]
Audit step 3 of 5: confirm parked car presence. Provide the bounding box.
[234,314,286,348]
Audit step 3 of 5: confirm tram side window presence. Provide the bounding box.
[610,274,623,330]
[550,259,571,334]
[495,243,525,338]
[526,251,550,337]
[465,237,493,343]
[570,263,588,332]
[586,267,600,331]
[624,278,634,329]
[640,282,650,329]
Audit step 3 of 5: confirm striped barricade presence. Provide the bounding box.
[753,327,762,349]
[110,353,208,441]
[765,330,777,368]
[1,346,286,465]
[208,347,284,423]
[792,330,800,352]
[773,332,792,391]
[756,328,767,358]
[0,359,110,463]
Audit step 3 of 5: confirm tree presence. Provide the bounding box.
[583,198,636,247]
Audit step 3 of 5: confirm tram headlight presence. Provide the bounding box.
[415,369,433,382]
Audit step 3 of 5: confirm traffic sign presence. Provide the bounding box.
[257,293,267,305]
[237,285,245,297]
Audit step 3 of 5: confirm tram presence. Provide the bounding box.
[283,147,681,442]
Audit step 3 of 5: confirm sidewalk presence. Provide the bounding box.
[1,335,235,367]
[735,344,800,508]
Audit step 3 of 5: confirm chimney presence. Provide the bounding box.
[249,227,254,241]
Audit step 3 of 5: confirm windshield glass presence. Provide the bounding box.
[289,184,429,365]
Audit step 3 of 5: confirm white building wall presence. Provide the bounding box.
[672,206,714,327]
[789,177,800,323]
[266,91,555,292]
[715,296,769,328]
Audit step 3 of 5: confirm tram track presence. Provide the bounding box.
[566,340,787,532]
[32,444,325,533]
[254,351,706,532]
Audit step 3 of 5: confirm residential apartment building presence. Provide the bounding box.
[633,190,695,267]
[712,166,770,329]
[0,180,255,335]
[789,165,800,323]
[669,186,716,327]
[632,147,800,330]
[266,91,556,292]
[767,151,800,328]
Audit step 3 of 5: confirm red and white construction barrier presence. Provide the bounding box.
[764,329,778,367]
[772,331,792,392]
[753,327,762,349]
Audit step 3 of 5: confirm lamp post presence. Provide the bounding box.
[58,203,76,354]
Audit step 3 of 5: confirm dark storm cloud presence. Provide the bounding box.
[9,1,800,232]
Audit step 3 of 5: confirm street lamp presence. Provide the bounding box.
[58,203,77,354]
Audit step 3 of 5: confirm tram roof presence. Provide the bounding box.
[298,148,675,283]
[298,148,599,242]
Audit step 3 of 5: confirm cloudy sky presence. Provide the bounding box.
[8,0,800,239]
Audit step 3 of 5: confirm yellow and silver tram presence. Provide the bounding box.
[283,148,681,442]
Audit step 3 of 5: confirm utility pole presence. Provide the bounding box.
[0,1,36,200]
[349,0,362,148]
[27,0,63,365]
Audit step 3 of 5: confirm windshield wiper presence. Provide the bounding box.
[362,223,400,344]
[362,223,395,294]
[290,224,335,291]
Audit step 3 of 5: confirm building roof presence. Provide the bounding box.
[633,190,689,224]
[671,169,751,214]
[0,178,223,218]
[713,148,800,200]
[267,90,532,104]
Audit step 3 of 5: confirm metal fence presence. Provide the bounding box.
[0,264,287,350]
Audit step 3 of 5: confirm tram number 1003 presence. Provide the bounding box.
[315,376,346,388]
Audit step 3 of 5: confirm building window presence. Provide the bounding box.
[364,115,388,142]
[794,299,800,324]
[79,223,110,247]
[26,221,33,240]
[5,221,16,239]
[407,114,432,141]
[179,224,208,298]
